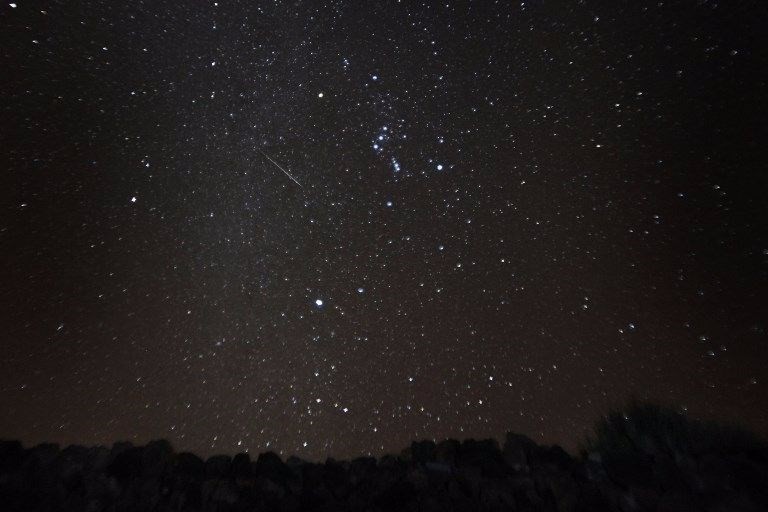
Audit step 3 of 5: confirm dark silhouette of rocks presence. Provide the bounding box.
[1,403,767,511]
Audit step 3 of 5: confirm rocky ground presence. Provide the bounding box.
[1,419,767,512]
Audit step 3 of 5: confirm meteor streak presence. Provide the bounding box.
[259,150,303,188]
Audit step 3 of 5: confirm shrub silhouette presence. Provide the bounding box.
[581,401,768,505]
[583,401,768,460]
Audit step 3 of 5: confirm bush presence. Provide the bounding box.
[582,401,767,460]
[581,400,768,504]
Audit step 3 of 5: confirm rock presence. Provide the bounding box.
[420,494,448,512]
[457,466,483,499]
[580,457,608,483]
[503,432,537,472]
[458,438,507,477]
[141,439,173,477]
[350,456,376,473]
[257,474,286,498]
[210,479,239,505]
[109,441,133,458]
[175,452,205,478]
[279,493,301,512]
[0,440,24,472]
[26,442,60,469]
[0,422,766,512]
[446,478,474,509]
[255,451,292,484]
[56,444,90,493]
[377,454,403,471]
[601,450,654,489]
[204,454,231,479]
[479,477,517,511]
[650,451,685,490]
[286,455,305,469]
[107,446,143,479]
[168,484,201,511]
[408,440,436,464]
[405,466,428,490]
[530,445,574,471]
[323,458,350,499]
[373,477,416,509]
[425,461,451,474]
[657,490,699,512]
[544,472,580,512]
[88,446,111,472]
[704,492,762,512]
[618,491,640,512]
[435,439,460,466]
[627,485,661,511]
[231,452,252,479]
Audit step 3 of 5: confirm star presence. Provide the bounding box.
[3,0,765,466]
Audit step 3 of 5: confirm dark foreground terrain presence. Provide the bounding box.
[1,405,767,511]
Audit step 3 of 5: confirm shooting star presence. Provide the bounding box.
[259,150,303,188]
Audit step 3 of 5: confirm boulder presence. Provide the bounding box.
[204,454,231,479]
[231,452,252,479]
[405,466,429,490]
[530,444,574,471]
[657,490,699,512]
[175,452,205,479]
[140,439,173,477]
[0,440,24,472]
[324,458,350,499]
[435,439,460,466]
[210,479,240,505]
[26,443,60,469]
[408,440,437,464]
[503,432,537,472]
[425,461,451,474]
[255,451,292,484]
[458,439,506,477]
[107,446,143,479]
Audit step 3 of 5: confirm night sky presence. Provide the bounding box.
[2,1,767,461]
